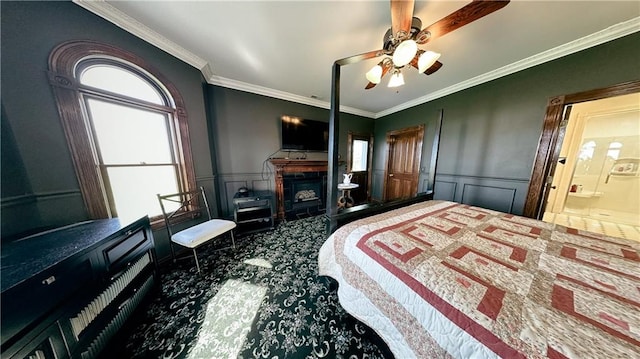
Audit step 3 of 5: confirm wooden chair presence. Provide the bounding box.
[157,187,236,272]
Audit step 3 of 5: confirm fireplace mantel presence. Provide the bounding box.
[269,159,328,220]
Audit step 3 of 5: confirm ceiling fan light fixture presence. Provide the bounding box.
[418,50,441,73]
[387,70,404,88]
[365,64,383,84]
[392,39,417,67]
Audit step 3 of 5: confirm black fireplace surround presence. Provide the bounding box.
[282,172,327,218]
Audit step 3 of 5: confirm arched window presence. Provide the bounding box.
[49,41,196,224]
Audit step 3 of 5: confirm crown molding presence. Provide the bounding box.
[74,1,638,120]
[376,16,640,118]
[73,0,374,118]
[207,76,375,118]
[73,0,208,71]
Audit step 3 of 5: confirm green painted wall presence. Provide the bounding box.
[373,32,640,212]
[0,1,211,257]
[205,86,374,216]
[206,86,373,174]
[0,1,374,245]
[1,0,638,242]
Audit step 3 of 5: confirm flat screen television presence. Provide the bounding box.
[280,115,329,152]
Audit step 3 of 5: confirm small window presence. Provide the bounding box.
[351,139,369,172]
[49,41,196,225]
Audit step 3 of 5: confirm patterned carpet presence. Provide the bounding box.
[113,215,393,359]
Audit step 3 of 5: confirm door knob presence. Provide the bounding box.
[389,174,394,177]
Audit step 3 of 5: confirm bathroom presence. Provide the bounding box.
[543,93,640,239]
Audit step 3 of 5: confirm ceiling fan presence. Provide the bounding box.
[342,0,510,89]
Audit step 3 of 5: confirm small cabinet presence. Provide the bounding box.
[233,191,274,234]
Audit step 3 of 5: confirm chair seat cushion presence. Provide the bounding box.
[171,219,236,248]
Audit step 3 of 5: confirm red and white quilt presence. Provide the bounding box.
[318,200,640,358]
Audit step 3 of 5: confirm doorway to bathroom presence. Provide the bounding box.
[542,92,640,241]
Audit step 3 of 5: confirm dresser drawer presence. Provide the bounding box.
[102,227,150,273]
[4,322,67,359]
[236,199,270,209]
[1,256,93,348]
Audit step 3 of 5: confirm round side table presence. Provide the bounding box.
[337,183,359,209]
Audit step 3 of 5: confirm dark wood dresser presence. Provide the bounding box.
[1,216,157,359]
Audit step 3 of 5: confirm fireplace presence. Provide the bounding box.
[269,159,328,220]
[283,172,326,218]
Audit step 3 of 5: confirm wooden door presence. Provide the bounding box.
[384,125,424,201]
[536,105,573,217]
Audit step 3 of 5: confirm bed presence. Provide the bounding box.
[319,200,640,358]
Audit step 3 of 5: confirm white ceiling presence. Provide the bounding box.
[75,1,639,119]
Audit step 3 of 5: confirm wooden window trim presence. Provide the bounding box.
[48,40,196,228]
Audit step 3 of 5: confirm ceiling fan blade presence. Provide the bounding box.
[365,60,393,90]
[424,61,443,75]
[415,0,510,45]
[365,81,378,90]
[390,0,415,39]
[336,49,384,66]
